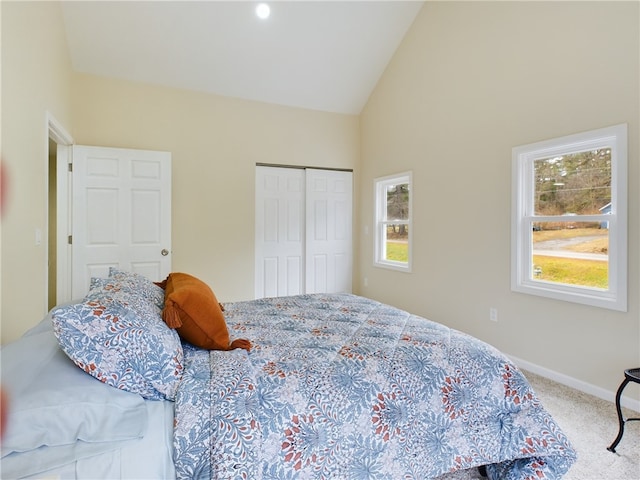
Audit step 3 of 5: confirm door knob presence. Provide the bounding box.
[161,249,169,256]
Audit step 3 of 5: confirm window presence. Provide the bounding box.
[511,124,627,311]
[374,172,412,272]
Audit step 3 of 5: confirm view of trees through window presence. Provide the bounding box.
[385,183,409,262]
[534,149,611,216]
[532,149,611,288]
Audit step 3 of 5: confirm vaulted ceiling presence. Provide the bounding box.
[61,1,423,115]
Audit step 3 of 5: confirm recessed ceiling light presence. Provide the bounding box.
[256,3,270,20]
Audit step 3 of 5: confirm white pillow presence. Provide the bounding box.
[0,328,148,459]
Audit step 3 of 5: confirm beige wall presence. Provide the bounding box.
[360,1,639,399]
[1,1,73,343]
[70,73,360,306]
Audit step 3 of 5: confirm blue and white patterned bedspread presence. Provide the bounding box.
[173,294,576,480]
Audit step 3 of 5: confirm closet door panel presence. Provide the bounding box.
[255,167,305,298]
[305,169,353,294]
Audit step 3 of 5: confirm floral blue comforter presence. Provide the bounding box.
[173,294,575,480]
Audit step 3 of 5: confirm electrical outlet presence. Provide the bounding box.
[489,307,498,322]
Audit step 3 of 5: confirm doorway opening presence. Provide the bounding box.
[47,137,57,310]
[46,112,73,310]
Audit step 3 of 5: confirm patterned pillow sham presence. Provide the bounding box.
[88,277,161,315]
[51,295,183,401]
[107,267,165,309]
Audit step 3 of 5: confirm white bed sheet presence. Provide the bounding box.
[1,310,177,480]
[18,399,176,480]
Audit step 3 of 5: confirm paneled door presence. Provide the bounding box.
[255,166,305,298]
[71,145,171,298]
[255,165,352,298]
[305,169,353,294]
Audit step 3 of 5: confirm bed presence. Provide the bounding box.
[0,269,576,479]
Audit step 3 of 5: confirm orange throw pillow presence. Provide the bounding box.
[161,272,250,351]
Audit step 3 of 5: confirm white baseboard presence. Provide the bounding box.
[508,355,640,414]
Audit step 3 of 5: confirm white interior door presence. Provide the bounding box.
[255,166,352,298]
[72,145,171,298]
[305,169,353,294]
[255,166,305,298]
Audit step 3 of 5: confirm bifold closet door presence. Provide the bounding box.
[255,166,352,298]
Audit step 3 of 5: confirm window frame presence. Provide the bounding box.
[374,171,413,272]
[511,124,627,311]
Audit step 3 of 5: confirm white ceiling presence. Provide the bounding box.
[61,1,424,115]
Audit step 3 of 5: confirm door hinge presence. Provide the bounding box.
[68,162,73,173]
[68,235,72,245]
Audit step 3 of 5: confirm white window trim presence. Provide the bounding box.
[374,171,412,272]
[511,124,627,311]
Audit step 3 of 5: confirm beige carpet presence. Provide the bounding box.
[524,370,640,480]
[433,370,640,480]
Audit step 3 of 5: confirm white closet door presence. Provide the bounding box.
[305,169,353,294]
[255,166,305,298]
[72,145,171,298]
[255,166,352,298]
